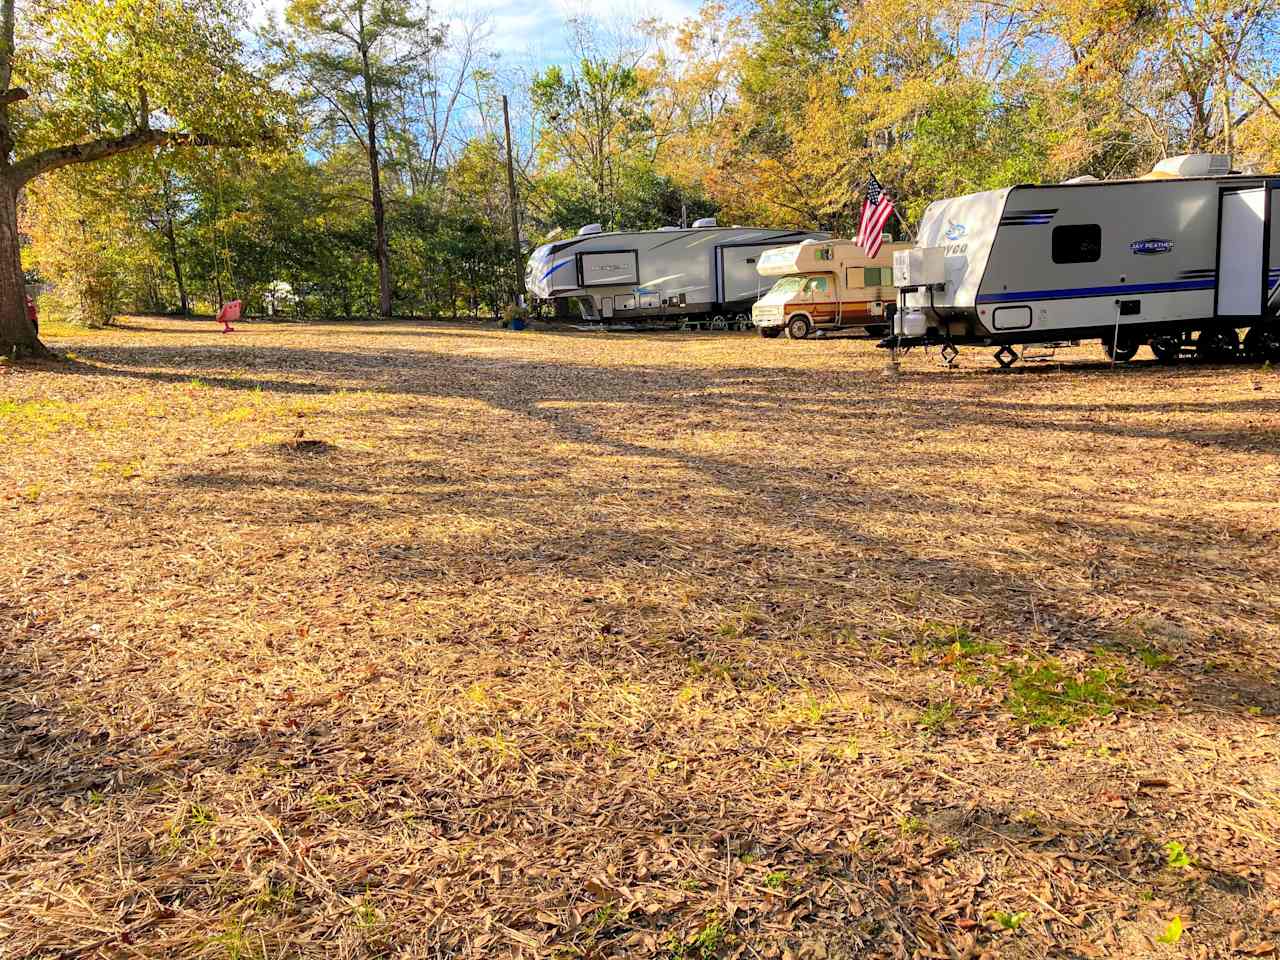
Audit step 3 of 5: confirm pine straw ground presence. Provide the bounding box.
[2,318,1279,960]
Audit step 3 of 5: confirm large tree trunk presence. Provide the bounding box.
[369,141,391,318]
[0,179,47,358]
[362,49,392,320]
[161,175,189,314]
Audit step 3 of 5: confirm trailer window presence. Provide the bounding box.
[1052,224,1101,264]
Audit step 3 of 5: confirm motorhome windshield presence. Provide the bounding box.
[771,276,805,294]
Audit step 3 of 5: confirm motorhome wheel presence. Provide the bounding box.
[1196,327,1240,362]
[1243,324,1280,363]
[1150,336,1181,363]
[759,326,782,338]
[786,316,812,340]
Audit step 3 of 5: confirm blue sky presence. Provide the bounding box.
[484,0,701,67]
[259,0,703,73]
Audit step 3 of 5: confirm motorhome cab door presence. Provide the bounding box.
[1216,187,1269,317]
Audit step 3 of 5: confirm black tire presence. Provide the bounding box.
[786,315,812,340]
[1101,334,1139,362]
[1196,326,1240,362]
[1243,323,1280,362]
[1150,336,1181,363]
[759,326,781,339]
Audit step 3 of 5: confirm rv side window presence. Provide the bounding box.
[863,267,891,286]
[1051,224,1102,264]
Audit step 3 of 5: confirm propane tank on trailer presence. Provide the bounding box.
[898,310,928,339]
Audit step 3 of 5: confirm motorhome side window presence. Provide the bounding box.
[1051,224,1102,264]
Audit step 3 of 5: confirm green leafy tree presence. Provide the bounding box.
[0,0,286,356]
[530,20,654,229]
[285,0,427,318]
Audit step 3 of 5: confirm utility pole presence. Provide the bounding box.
[502,95,523,303]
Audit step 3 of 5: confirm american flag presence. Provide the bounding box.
[856,173,895,259]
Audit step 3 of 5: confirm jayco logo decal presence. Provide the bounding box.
[1131,238,1174,255]
[944,221,967,242]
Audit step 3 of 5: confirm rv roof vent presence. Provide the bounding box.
[691,217,718,228]
[657,225,680,231]
[1062,175,1099,183]
[1151,154,1230,178]
[577,223,604,236]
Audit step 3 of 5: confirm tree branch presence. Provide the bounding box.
[1198,22,1280,125]
[11,128,257,186]
[0,0,14,94]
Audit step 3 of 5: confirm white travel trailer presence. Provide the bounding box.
[886,155,1280,366]
[525,220,828,327]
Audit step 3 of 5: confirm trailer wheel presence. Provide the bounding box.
[1196,326,1239,362]
[786,315,812,340]
[1101,334,1139,362]
[1243,323,1280,362]
[759,326,782,339]
[1150,336,1181,363]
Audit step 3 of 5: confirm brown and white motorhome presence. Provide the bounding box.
[751,238,907,339]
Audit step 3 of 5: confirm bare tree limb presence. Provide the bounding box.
[1198,21,1280,124]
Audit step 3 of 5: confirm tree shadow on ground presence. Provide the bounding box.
[74,336,1270,722]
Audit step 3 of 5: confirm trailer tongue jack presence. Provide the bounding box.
[994,345,1020,369]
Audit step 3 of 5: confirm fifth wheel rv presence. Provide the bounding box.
[884,155,1280,367]
[525,220,828,327]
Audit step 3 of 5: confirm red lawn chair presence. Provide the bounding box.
[216,299,241,333]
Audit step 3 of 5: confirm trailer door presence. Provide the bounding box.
[1216,187,1267,317]
[715,246,766,308]
[1270,181,1280,315]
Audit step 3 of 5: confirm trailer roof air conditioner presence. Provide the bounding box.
[691,217,718,228]
[1147,154,1231,179]
[1062,175,1099,183]
[578,223,603,236]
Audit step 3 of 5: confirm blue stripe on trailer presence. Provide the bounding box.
[540,259,573,281]
[976,277,1216,304]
